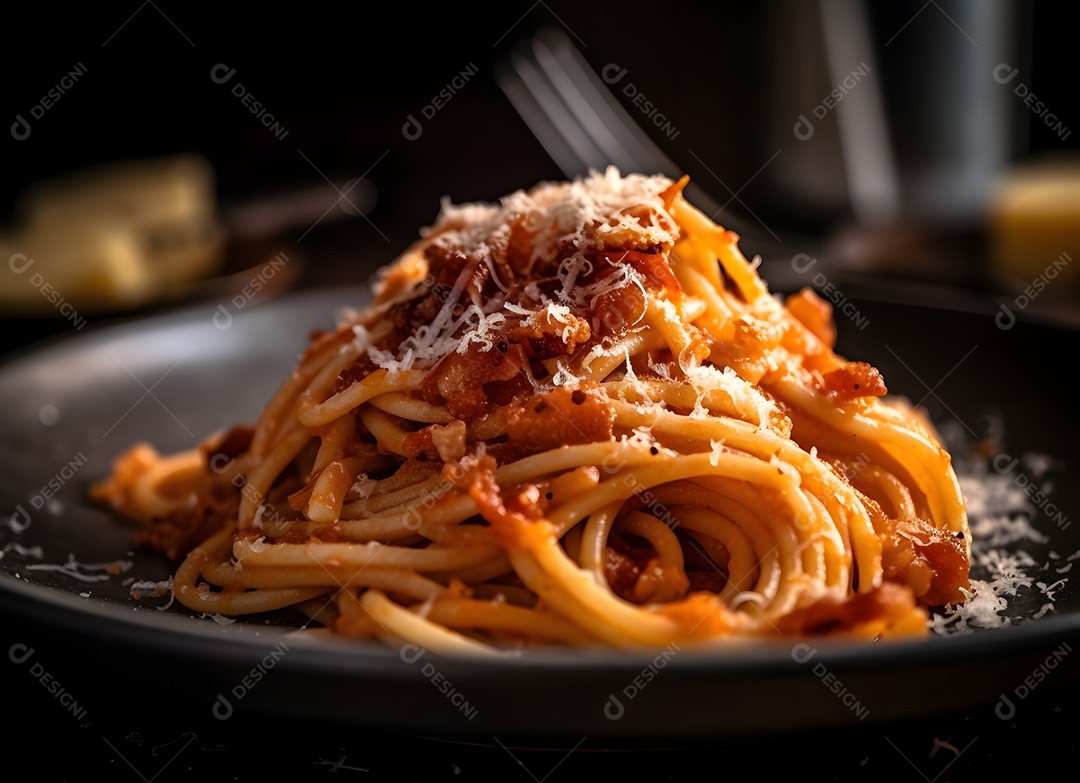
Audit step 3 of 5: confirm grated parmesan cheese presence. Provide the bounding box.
[25,554,133,583]
[352,168,680,380]
[933,453,1076,634]
[425,167,678,271]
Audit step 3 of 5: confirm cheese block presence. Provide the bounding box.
[1,154,224,314]
[988,154,1079,297]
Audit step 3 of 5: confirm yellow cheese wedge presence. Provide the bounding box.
[988,154,1079,296]
[1,154,224,315]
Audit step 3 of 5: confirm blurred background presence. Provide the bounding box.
[3,4,1080,779]
[2,0,1078,358]
[0,0,1075,356]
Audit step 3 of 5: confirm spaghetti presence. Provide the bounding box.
[92,168,970,652]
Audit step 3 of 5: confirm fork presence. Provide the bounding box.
[495,25,785,257]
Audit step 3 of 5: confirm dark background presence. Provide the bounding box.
[2,1,1077,323]
[2,2,1079,780]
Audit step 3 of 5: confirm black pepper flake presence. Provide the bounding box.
[853,383,860,390]
[545,492,554,500]
[497,341,508,353]
[649,446,659,455]
[571,390,587,405]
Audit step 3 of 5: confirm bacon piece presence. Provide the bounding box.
[335,356,378,394]
[879,517,970,606]
[423,342,527,421]
[205,424,254,464]
[505,383,615,453]
[592,279,646,337]
[776,582,927,636]
[462,455,548,550]
[595,249,680,294]
[133,490,239,561]
[820,362,887,401]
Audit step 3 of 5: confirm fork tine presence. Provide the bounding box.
[526,27,738,228]
[530,32,644,175]
[497,25,785,256]
[496,46,600,178]
[532,27,679,178]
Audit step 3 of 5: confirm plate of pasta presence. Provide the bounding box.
[1,169,1077,737]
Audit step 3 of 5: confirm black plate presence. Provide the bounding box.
[2,282,1078,739]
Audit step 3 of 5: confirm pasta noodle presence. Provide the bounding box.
[92,168,971,652]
